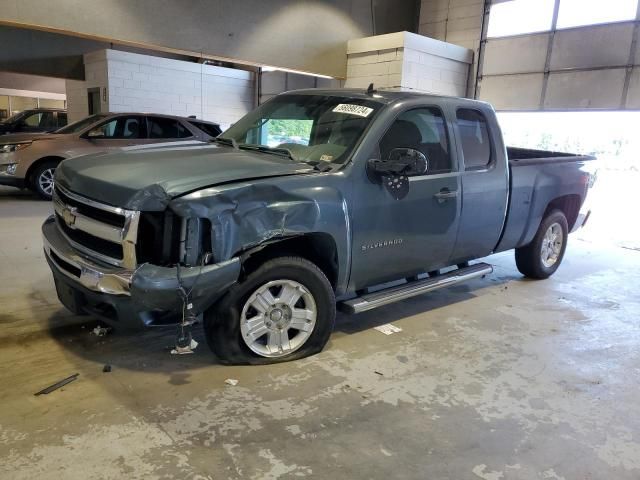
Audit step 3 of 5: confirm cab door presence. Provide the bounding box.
[449,107,509,262]
[349,106,462,290]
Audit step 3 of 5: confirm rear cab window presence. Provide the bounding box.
[456,108,492,170]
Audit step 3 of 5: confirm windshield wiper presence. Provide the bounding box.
[213,137,238,149]
[237,144,295,161]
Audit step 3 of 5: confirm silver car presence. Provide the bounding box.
[0,113,221,199]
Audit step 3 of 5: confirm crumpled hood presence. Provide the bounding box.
[55,143,314,210]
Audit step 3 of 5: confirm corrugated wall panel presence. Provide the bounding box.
[482,34,549,75]
[550,23,634,70]
[480,73,544,110]
[625,68,640,108]
[478,19,640,110]
[544,68,627,109]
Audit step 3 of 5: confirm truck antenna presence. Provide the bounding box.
[366,83,376,96]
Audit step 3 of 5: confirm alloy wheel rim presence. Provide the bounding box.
[240,279,317,358]
[39,168,55,196]
[541,222,563,268]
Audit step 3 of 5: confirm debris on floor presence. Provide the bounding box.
[34,373,79,396]
[170,339,198,355]
[373,323,403,335]
[224,378,239,386]
[91,326,111,337]
[374,370,384,376]
[102,365,112,373]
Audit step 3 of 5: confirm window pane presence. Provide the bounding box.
[23,113,42,127]
[223,94,381,165]
[39,112,57,129]
[380,107,452,174]
[557,0,638,29]
[189,121,222,138]
[39,98,65,109]
[263,119,313,147]
[488,0,555,38]
[57,112,68,128]
[91,117,142,138]
[9,96,37,115]
[147,117,192,138]
[457,109,492,169]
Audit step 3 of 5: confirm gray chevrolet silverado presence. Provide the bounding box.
[42,89,595,364]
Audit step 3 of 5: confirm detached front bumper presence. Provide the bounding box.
[43,216,241,329]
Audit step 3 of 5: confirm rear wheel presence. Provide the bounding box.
[31,160,59,200]
[515,209,568,279]
[204,256,336,364]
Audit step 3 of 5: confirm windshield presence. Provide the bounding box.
[55,114,108,134]
[220,94,381,165]
[1,111,28,125]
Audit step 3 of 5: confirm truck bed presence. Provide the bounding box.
[507,146,593,166]
[494,147,596,254]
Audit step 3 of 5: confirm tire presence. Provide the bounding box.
[515,209,568,279]
[31,160,59,200]
[204,256,336,365]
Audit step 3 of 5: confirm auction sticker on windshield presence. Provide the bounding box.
[332,104,374,117]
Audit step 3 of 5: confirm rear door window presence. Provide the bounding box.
[147,117,192,139]
[456,109,492,170]
[188,121,222,138]
[89,116,143,138]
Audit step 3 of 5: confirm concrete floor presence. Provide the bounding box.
[1,185,639,480]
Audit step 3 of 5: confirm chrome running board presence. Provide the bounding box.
[339,262,493,314]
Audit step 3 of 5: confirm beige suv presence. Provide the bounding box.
[0,113,221,199]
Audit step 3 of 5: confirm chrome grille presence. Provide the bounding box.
[52,185,140,269]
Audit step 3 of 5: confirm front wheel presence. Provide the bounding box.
[204,256,336,365]
[515,209,568,279]
[31,160,59,200]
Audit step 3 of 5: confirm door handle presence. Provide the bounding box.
[434,188,458,201]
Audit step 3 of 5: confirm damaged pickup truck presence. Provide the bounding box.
[43,89,595,364]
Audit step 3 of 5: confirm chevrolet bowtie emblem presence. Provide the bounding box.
[61,206,77,228]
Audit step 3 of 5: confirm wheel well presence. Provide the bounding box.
[239,233,339,289]
[544,194,581,230]
[25,156,65,187]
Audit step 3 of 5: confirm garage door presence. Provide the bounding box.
[478,0,640,110]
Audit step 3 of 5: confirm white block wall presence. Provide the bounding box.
[66,50,255,129]
[419,0,485,96]
[345,32,472,97]
[419,0,484,51]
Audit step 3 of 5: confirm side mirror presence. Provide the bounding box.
[367,148,428,180]
[366,149,428,200]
